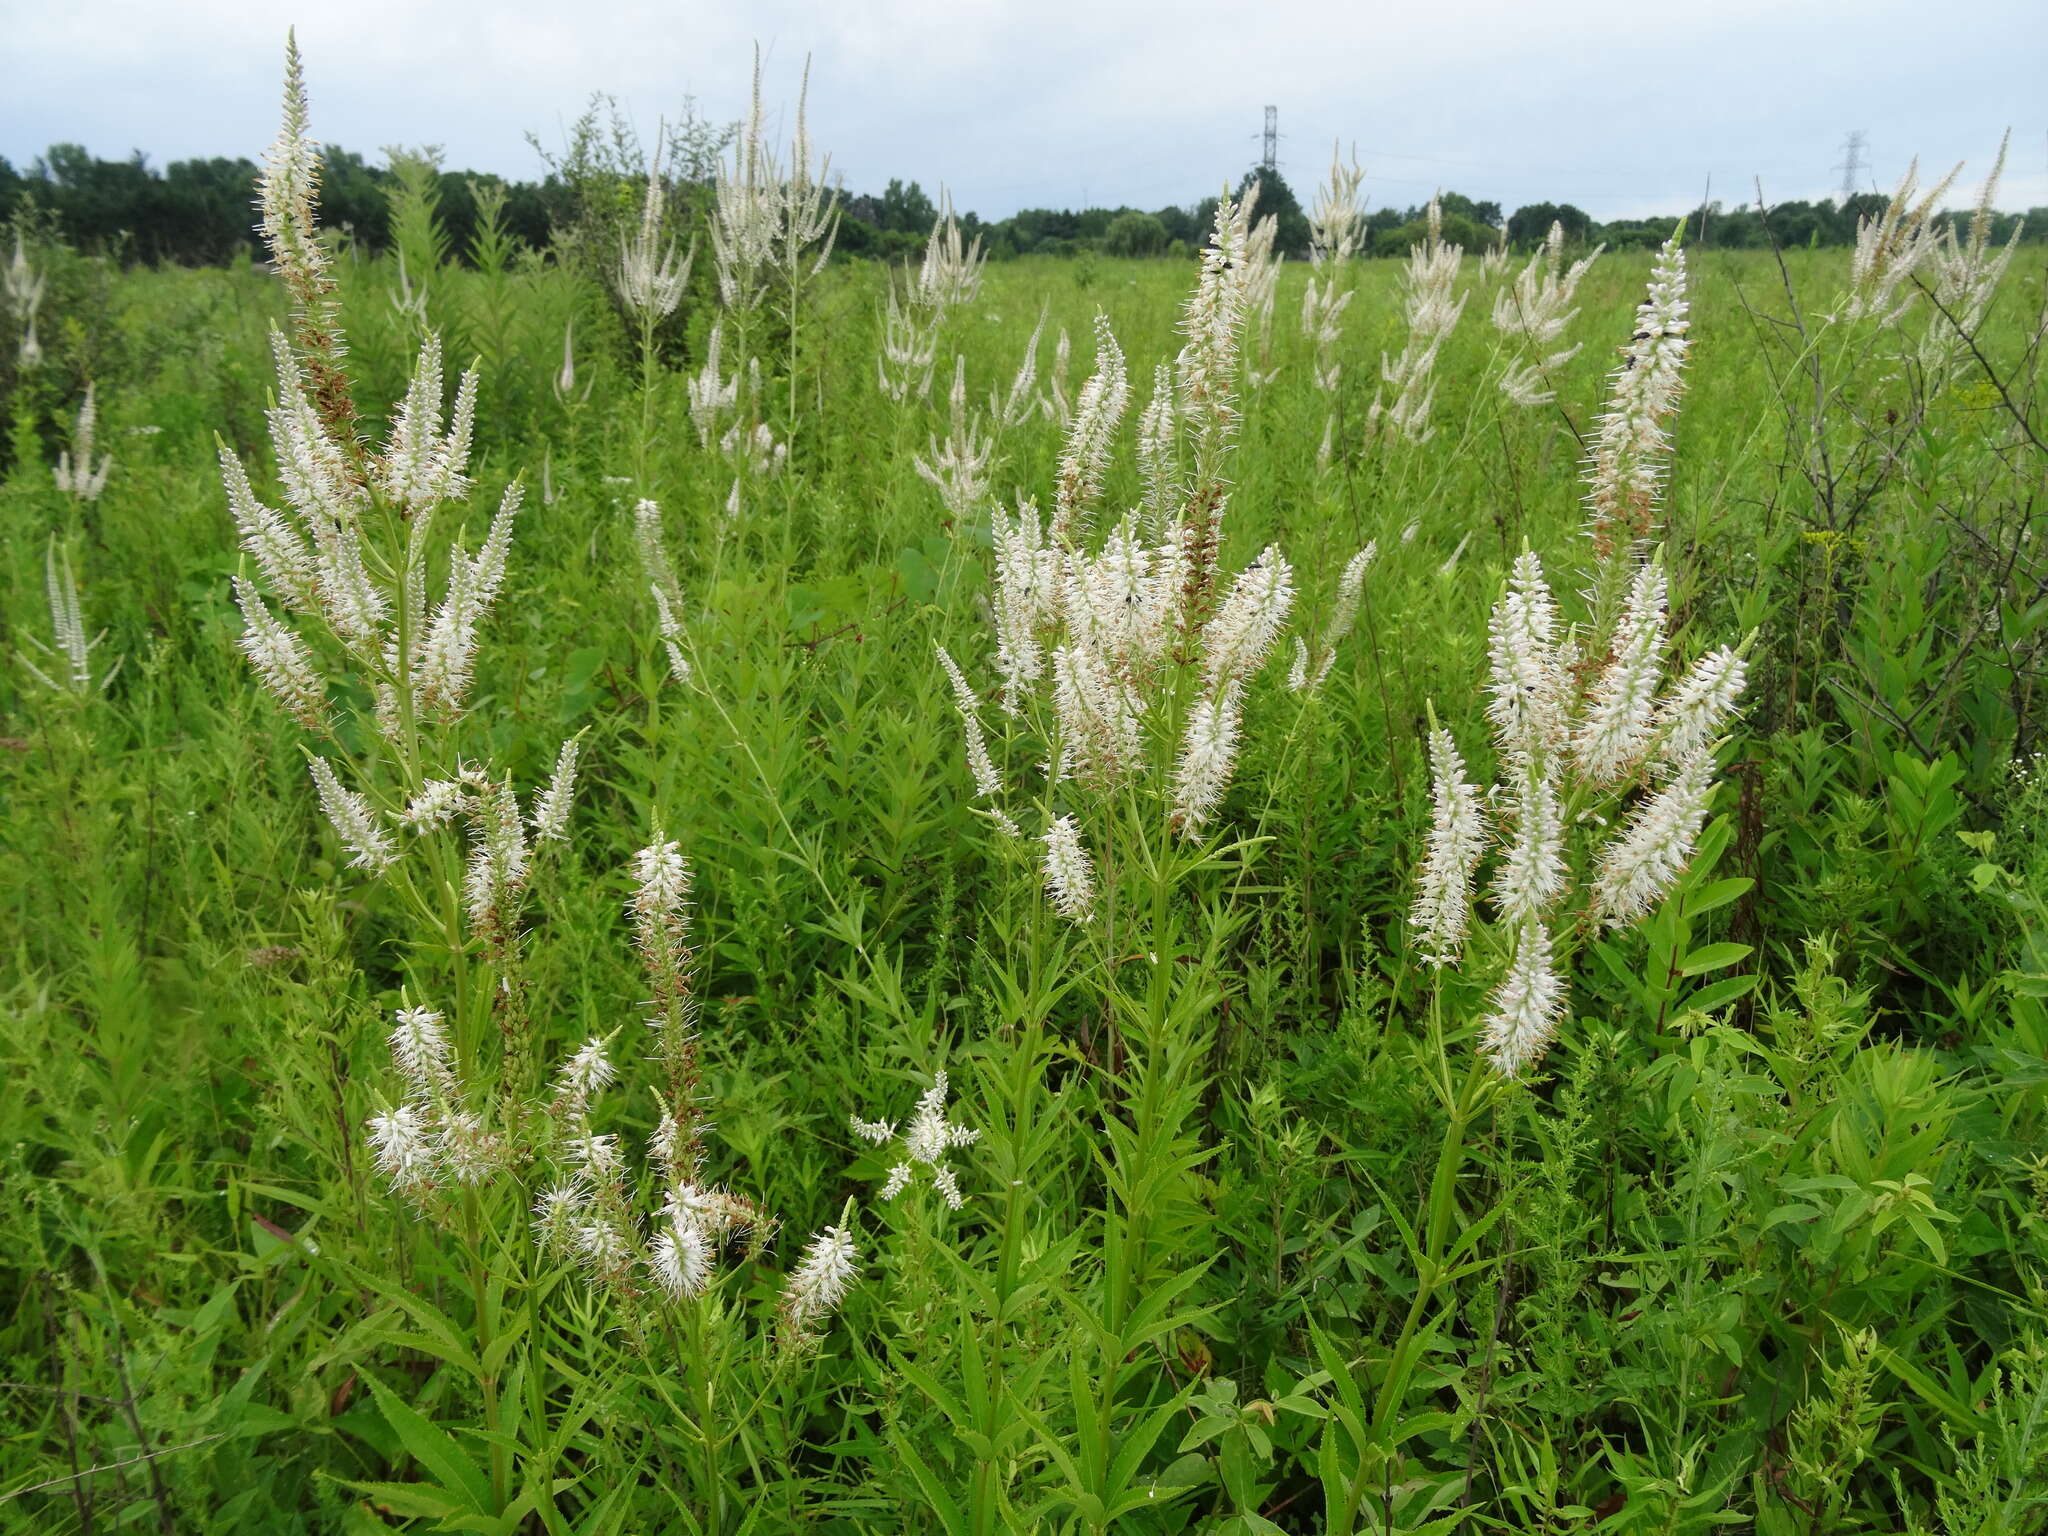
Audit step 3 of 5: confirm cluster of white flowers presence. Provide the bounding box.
[1493,221,1603,407]
[618,142,692,323]
[53,382,113,499]
[1300,144,1367,396]
[21,540,120,699]
[224,42,540,783]
[1413,550,1746,1077]
[1919,134,2023,379]
[1241,207,1284,391]
[1582,235,1690,564]
[913,357,998,522]
[1370,196,1468,446]
[916,189,986,310]
[940,191,1380,919]
[365,1003,509,1211]
[525,930,856,1347]
[1840,157,1961,327]
[710,48,840,319]
[851,1072,981,1209]
[877,272,939,403]
[6,230,46,369]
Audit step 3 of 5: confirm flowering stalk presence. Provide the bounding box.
[1369,196,1467,447]
[52,382,113,501]
[20,538,121,699]
[1492,221,1602,407]
[1582,235,1690,639]
[1301,143,1367,398]
[1410,547,1746,1080]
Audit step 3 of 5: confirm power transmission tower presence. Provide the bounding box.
[1262,106,1277,174]
[1834,130,1868,200]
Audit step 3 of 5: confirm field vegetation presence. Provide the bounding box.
[2,40,2046,1534]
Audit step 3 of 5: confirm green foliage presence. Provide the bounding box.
[0,213,2044,1534]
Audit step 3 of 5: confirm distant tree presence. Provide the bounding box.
[1436,191,1501,231]
[1373,206,1497,258]
[1507,201,1591,247]
[161,157,261,264]
[1103,210,1168,256]
[1153,204,1200,246]
[0,157,24,226]
[877,178,937,236]
[1234,168,1309,257]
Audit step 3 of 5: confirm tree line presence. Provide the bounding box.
[2,141,2038,270]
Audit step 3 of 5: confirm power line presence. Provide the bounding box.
[1834,129,1867,200]
[1261,106,1277,174]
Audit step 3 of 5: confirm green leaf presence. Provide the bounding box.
[1682,877,1754,918]
[363,1371,495,1517]
[1679,942,1753,976]
[335,1477,466,1520]
[1681,973,1760,1013]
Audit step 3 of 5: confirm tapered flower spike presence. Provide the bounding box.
[1172,187,1255,618]
[634,499,694,685]
[1199,546,1295,691]
[53,383,113,500]
[529,737,581,844]
[551,1035,619,1121]
[219,442,316,609]
[1169,679,1247,838]
[388,1005,454,1099]
[651,1217,713,1300]
[1583,236,1688,562]
[1051,314,1130,541]
[258,31,357,439]
[937,645,1003,800]
[416,481,522,717]
[1481,920,1566,1078]
[1573,558,1669,785]
[1655,645,1748,770]
[1041,815,1096,923]
[307,755,396,874]
[1492,761,1569,926]
[24,541,121,699]
[1292,544,1377,693]
[1002,303,1050,428]
[1136,362,1180,535]
[779,1211,860,1345]
[1485,550,1569,768]
[461,772,530,945]
[1590,750,1718,927]
[630,836,696,1015]
[1411,724,1486,966]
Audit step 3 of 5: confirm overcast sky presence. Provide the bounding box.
[4,0,2043,222]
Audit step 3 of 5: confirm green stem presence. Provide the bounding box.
[463,1189,508,1512]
